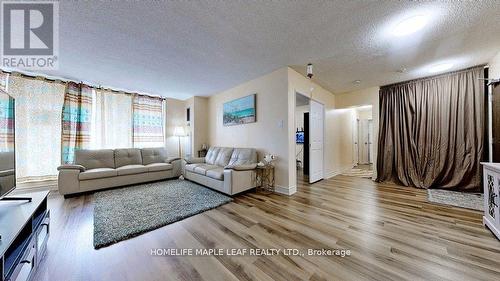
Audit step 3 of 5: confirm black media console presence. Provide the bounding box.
[0,191,50,281]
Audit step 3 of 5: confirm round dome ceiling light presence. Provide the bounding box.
[393,15,428,36]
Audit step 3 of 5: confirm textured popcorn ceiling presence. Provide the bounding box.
[37,1,500,98]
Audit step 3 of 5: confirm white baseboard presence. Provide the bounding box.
[14,179,58,193]
[12,186,56,196]
[325,165,353,179]
[484,216,500,240]
[325,170,341,179]
[274,185,297,196]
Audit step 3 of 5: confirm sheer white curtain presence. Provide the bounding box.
[8,76,65,182]
[91,89,133,149]
[0,72,8,91]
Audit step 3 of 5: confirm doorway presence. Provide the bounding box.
[295,92,325,185]
[357,118,373,164]
[343,105,374,178]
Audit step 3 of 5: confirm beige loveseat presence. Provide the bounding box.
[184,147,258,195]
[57,147,181,196]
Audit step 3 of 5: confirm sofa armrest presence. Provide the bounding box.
[224,163,257,171]
[170,158,182,177]
[184,157,205,164]
[165,157,181,163]
[58,169,81,195]
[57,164,86,172]
[223,169,257,195]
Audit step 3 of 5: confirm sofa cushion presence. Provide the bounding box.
[79,168,117,180]
[116,164,148,176]
[141,147,168,165]
[115,148,142,168]
[75,149,115,170]
[206,168,224,180]
[193,164,219,176]
[146,163,172,172]
[205,147,220,165]
[215,147,234,167]
[185,163,203,172]
[227,148,257,167]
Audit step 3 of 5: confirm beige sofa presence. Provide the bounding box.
[57,147,181,196]
[184,147,258,195]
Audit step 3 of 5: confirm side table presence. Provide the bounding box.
[255,164,275,193]
[198,149,207,157]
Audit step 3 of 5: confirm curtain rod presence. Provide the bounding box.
[380,64,487,89]
[479,78,500,86]
[0,69,167,100]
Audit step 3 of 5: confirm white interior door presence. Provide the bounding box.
[309,100,324,183]
[358,119,369,164]
[353,119,359,166]
[368,119,373,164]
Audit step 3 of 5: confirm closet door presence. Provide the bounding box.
[358,119,370,164]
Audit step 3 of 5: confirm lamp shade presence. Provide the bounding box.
[173,126,185,137]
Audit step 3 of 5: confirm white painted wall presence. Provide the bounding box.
[207,68,290,190]
[331,108,356,174]
[490,51,500,79]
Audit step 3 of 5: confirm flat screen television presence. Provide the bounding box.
[296,131,304,144]
[0,90,15,199]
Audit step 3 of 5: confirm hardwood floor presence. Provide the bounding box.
[31,175,500,281]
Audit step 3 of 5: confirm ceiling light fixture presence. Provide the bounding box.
[429,63,453,73]
[306,63,313,79]
[353,80,361,84]
[393,15,428,36]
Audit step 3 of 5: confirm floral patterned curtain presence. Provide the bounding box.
[133,95,164,148]
[0,72,8,91]
[61,82,93,164]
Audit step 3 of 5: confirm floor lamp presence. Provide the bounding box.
[173,126,185,158]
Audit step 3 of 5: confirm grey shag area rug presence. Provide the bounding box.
[94,180,232,249]
[427,189,483,211]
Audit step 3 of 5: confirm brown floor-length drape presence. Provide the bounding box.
[376,66,485,191]
[492,83,500,162]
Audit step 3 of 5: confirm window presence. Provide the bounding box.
[91,89,133,149]
[8,76,65,183]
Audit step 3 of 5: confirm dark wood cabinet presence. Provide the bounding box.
[0,191,50,281]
